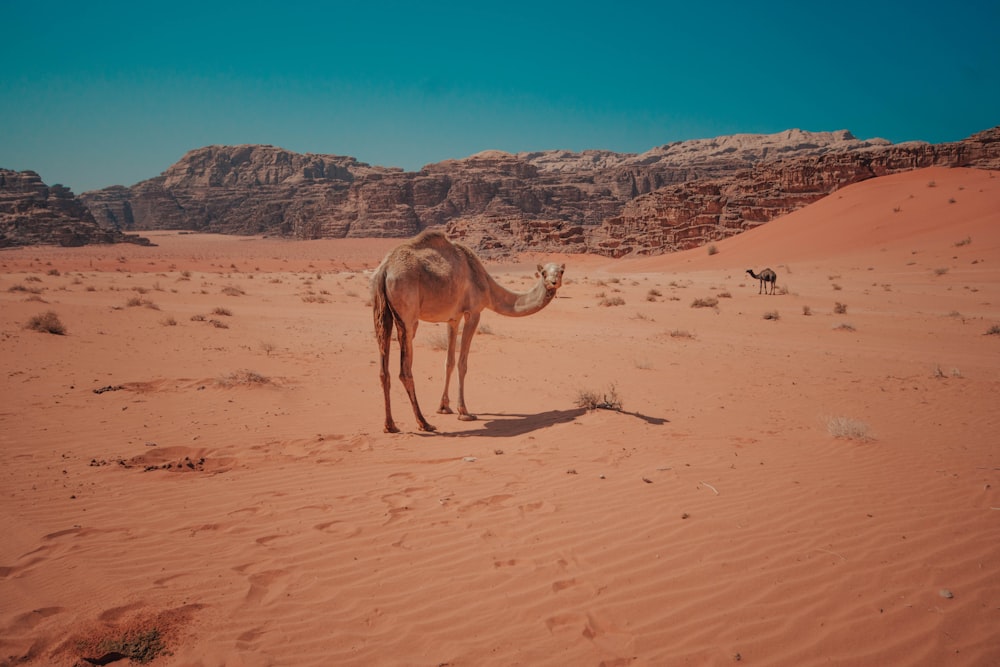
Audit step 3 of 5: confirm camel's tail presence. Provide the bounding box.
[372,262,396,350]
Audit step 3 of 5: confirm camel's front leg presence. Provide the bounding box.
[455,312,480,421]
[437,320,460,414]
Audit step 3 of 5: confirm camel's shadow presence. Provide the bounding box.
[428,407,667,438]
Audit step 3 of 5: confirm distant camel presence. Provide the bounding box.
[372,229,565,433]
[746,268,777,294]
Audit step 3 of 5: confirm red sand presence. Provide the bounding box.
[1,167,998,666]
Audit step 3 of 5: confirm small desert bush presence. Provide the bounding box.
[208,319,229,329]
[599,295,626,307]
[827,416,873,442]
[575,384,623,411]
[717,291,732,299]
[706,244,719,256]
[260,341,277,356]
[212,307,232,316]
[955,236,972,247]
[427,329,450,351]
[647,288,662,298]
[190,314,206,322]
[802,305,812,316]
[669,329,695,339]
[833,302,848,315]
[691,297,719,309]
[221,285,245,296]
[933,267,949,276]
[25,311,66,335]
[762,310,780,320]
[832,322,856,331]
[301,294,329,303]
[986,324,1000,336]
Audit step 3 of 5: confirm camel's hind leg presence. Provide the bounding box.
[397,322,436,432]
[375,300,399,433]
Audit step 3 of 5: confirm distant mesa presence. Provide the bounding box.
[0,169,151,248]
[4,127,999,253]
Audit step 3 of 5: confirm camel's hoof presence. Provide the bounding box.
[437,406,454,415]
[457,413,478,422]
[384,424,400,434]
[419,422,438,432]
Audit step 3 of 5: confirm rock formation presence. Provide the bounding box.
[0,170,150,248]
[71,125,1000,256]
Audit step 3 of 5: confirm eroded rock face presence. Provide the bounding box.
[0,170,150,247]
[75,127,1000,256]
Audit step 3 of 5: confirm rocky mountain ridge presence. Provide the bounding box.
[5,127,998,253]
[0,169,150,248]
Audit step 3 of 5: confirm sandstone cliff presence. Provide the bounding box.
[0,170,150,248]
[76,127,1000,256]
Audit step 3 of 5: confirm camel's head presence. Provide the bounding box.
[537,262,566,293]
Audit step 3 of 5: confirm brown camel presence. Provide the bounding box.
[372,230,565,433]
[746,268,777,294]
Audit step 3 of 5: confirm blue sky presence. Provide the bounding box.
[2,1,997,194]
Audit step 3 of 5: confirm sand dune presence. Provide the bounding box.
[1,167,998,666]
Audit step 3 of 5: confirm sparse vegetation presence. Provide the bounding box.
[762,310,780,320]
[212,307,232,316]
[190,314,206,322]
[669,329,695,339]
[933,267,949,276]
[827,416,873,442]
[707,244,719,256]
[955,236,972,247]
[832,322,856,331]
[833,302,848,315]
[691,297,719,309]
[217,370,271,387]
[599,295,626,307]
[986,325,1000,336]
[221,285,245,296]
[160,316,178,326]
[25,310,66,335]
[575,384,623,411]
[802,305,812,316]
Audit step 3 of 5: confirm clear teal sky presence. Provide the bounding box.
[2,0,997,194]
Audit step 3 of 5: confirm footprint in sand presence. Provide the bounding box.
[243,569,290,606]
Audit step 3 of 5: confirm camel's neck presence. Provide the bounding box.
[748,270,759,279]
[486,273,555,317]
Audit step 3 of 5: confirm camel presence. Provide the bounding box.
[746,268,777,295]
[372,229,565,433]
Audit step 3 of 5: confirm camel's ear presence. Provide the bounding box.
[560,263,566,271]
[536,264,544,275]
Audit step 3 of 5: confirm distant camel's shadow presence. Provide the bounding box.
[424,406,667,438]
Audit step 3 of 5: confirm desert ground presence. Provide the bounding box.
[1,166,998,666]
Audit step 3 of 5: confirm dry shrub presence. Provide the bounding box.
[833,302,848,314]
[762,310,780,320]
[832,322,856,331]
[669,329,695,339]
[599,295,626,307]
[221,285,245,296]
[691,297,718,309]
[575,384,623,411]
[26,310,66,335]
[802,305,812,316]
[212,307,232,316]
[827,416,873,442]
[986,324,1000,336]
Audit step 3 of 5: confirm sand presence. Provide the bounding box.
[1,166,998,666]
